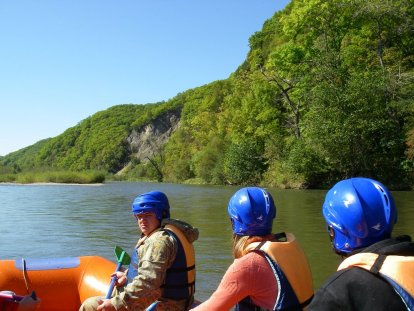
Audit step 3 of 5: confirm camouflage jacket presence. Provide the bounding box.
[111,218,199,311]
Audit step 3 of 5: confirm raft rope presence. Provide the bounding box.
[21,258,30,294]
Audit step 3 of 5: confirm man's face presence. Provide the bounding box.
[134,212,160,236]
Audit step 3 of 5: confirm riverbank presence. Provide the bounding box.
[0,170,106,184]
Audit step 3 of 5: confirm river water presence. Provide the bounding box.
[1,181,413,302]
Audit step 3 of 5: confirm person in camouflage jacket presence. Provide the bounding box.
[80,191,198,311]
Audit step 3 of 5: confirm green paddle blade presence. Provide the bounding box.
[114,246,131,265]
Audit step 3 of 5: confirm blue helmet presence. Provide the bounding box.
[323,177,397,254]
[131,191,170,220]
[228,187,276,236]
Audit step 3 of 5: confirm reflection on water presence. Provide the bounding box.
[1,182,413,302]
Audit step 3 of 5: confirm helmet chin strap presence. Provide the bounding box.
[333,245,349,258]
[328,226,350,257]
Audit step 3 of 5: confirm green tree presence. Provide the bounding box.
[223,138,268,185]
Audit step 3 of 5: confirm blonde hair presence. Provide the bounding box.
[232,234,273,258]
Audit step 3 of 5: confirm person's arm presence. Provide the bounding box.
[191,260,247,310]
[191,252,277,311]
[111,231,177,310]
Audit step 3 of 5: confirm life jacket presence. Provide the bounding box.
[237,232,314,311]
[161,223,196,301]
[126,224,196,301]
[338,252,414,310]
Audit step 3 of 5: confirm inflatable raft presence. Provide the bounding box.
[0,256,116,311]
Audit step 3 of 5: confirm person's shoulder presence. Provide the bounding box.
[310,266,406,310]
[143,229,177,255]
[243,250,266,260]
[148,228,168,238]
[147,229,175,245]
[320,267,352,286]
[308,268,356,310]
[227,252,275,285]
[234,251,269,269]
[320,265,374,286]
[315,265,395,300]
[162,218,199,243]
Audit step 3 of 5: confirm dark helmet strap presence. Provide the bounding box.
[370,254,387,274]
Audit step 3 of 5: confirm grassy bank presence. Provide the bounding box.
[0,170,106,184]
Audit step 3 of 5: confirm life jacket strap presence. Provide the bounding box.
[370,254,387,274]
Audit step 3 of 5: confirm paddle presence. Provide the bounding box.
[105,246,131,299]
[145,301,159,311]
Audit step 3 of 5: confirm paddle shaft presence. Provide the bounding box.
[146,301,159,311]
[105,262,122,299]
[104,246,131,300]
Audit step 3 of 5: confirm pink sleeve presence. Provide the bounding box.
[191,252,277,311]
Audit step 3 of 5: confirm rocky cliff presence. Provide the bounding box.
[126,108,181,162]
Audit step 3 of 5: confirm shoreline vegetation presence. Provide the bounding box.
[0,169,207,186]
[1,170,412,190]
[0,171,224,186]
[0,170,166,185]
[0,170,106,184]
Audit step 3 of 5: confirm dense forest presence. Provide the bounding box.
[1,0,414,189]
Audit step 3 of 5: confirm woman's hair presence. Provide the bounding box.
[232,235,250,258]
[232,234,273,258]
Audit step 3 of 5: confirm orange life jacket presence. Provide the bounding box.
[245,232,314,310]
[338,252,414,309]
[162,224,196,300]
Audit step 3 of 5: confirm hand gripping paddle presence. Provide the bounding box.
[105,246,131,299]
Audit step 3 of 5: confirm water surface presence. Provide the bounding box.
[1,182,413,302]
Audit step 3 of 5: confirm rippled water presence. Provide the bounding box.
[1,181,413,302]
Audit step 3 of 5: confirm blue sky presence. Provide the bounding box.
[0,1,290,156]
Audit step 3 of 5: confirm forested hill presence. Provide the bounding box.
[1,0,414,189]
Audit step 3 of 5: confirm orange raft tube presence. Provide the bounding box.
[0,256,116,311]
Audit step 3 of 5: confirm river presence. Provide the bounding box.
[1,181,413,302]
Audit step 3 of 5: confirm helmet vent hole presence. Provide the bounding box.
[383,194,389,207]
[375,184,390,207]
[262,190,270,209]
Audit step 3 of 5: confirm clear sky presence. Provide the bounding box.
[0,0,290,156]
